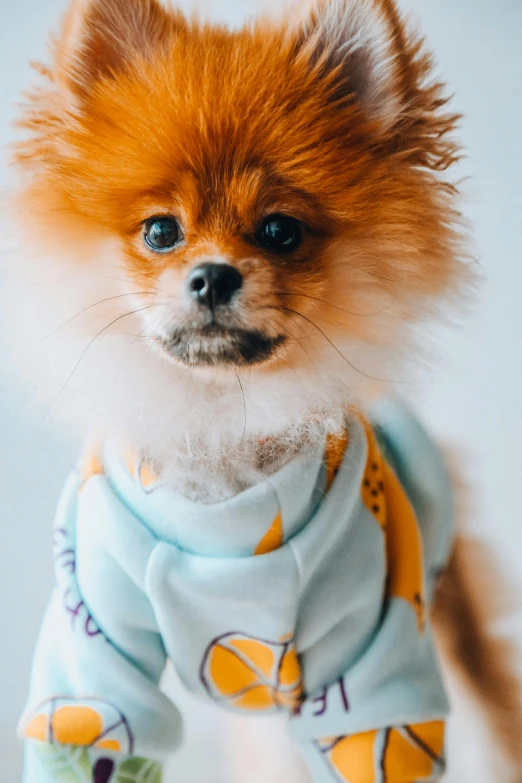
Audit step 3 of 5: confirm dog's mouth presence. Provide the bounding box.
[157,324,286,367]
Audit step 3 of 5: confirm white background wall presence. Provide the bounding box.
[1,1,521,781]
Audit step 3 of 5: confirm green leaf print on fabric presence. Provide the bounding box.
[36,744,92,783]
[116,757,162,783]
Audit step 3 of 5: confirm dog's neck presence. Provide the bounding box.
[113,422,328,504]
[169,439,304,503]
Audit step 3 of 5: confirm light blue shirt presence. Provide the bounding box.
[19,399,453,783]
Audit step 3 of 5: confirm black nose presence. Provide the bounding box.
[187,263,243,309]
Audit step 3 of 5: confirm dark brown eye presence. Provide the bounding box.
[144,216,182,252]
[257,214,303,254]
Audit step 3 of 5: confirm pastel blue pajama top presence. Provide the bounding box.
[19,398,454,783]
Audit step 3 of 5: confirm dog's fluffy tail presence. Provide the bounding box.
[433,452,522,780]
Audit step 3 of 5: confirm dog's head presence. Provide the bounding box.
[5,0,466,450]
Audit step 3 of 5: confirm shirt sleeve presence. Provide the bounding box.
[289,597,448,782]
[18,470,182,783]
[289,589,448,782]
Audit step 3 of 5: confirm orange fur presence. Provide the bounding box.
[14,0,465,357]
[434,536,522,778]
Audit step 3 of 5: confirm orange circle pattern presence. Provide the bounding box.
[316,721,445,782]
[200,632,302,712]
[21,697,134,754]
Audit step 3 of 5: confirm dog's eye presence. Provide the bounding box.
[257,215,303,254]
[143,216,182,252]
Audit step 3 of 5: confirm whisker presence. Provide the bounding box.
[364,271,396,283]
[235,372,247,443]
[40,304,157,422]
[33,292,156,347]
[144,320,163,369]
[112,325,151,385]
[270,315,310,346]
[273,290,387,318]
[144,341,155,369]
[281,306,412,385]
[280,312,322,374]
[352,266,397,284]
[335,260,399,284]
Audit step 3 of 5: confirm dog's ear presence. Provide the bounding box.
[54,0,182,98]
[293,0,407,131]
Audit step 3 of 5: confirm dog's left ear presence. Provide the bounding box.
[292,0,409,132]
[54,0,184,100]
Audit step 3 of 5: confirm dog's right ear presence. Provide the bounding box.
[54,0,184,99]
[290,0,406,133]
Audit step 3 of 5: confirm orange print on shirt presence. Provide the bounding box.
[360,419,426,632]
[317,730,377,783]
[317,721,445,782]
[126,449,160,491]
[254,511,284,555]
[79,448,104,490]
[200,632,302,712]
[384,721,445,781]
[21,697,135,754]
[324,430,350,493]
[254,427,350,558]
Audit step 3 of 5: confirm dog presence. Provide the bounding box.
[4,0,518,781]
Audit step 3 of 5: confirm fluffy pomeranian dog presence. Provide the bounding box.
[6,0,465,491]
[7,0,520,781]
